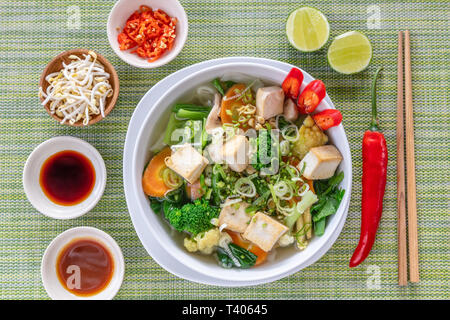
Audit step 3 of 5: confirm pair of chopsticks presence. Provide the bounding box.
[396,30,419,286]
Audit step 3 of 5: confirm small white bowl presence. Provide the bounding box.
[41,227,125,300]
[23,136,107,219]
[107,0,188,69]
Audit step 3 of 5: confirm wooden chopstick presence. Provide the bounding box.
[396,31,408,286]
[404,30,420,283]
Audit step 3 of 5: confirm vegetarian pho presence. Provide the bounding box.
[142,68,345,269]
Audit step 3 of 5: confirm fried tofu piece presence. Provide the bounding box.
[298,145,343,180]
[165,144,209,184]
[243,212,288,252]
[222,135,249,172]
[205,142,224,164]
[218,200,251,233]
[256,87,285,120]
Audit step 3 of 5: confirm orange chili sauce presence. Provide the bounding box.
[39,150,95,206]
[56,238,114,297]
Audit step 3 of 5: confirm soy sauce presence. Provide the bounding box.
[40,150,95,206]
[56,238,114,296]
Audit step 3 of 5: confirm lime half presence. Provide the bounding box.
[286,7,330,52]
[327,31,373,74]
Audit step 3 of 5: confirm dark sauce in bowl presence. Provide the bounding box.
[39,150,95,206]
[56,238,114,297]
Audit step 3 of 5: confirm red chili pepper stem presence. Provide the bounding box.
[369,67,383,131]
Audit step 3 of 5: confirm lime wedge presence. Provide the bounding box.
[327,31,373,74]
[286,7,330,52]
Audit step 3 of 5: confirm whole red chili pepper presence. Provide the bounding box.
[297,79,326,114]
[282,68,304,100]
[350,68,388,268]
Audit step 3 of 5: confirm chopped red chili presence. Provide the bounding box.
[117,5,177,62]
[313,109,343,130]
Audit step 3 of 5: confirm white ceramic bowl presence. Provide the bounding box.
[129,62,352,285]
[23,136,107,219]
[41,227,125,300]
[107,0,188,69]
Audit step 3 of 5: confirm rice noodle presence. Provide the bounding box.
[220,72,256,84]
[195,84,217,106]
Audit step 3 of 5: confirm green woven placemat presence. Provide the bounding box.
[0,0,448,299]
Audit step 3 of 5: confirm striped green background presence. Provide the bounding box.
[0,0,448,299]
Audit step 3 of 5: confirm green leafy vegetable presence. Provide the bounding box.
[228,243,257,268]
[216,247,234,268]
[172,104,211,113]
[313,218,326,237]
[176,109,210,120]
[164,113,187,145]
[215,243,257,269]
[173,104,211,120]
[149,197,162,214]
[210,164,239,206]
[310,171,345,236]
[250,177,271,210]
[212,78,237,96]
[212,79,225,95]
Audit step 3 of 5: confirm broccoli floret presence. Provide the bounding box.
[292,116,328,160]
[164,198,219,236]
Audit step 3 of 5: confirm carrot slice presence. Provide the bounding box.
[220,83,248,126]
[226,230,268,266]
[142,147,172,197]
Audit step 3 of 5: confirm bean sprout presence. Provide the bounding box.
[38,51,113,125]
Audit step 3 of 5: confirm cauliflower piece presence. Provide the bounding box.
[278,233,295,247]
[184,237,198,252]
[196,228,221,254]
[292,116,328,160]
[184,228,221,255]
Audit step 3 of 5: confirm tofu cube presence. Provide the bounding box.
[222,135,249,172]
[218,200,251,233]
[165,144,209,184]
[243,212,288,252]
[205,142,224,164]
[298,145,343,180]
[256,87,285,120]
